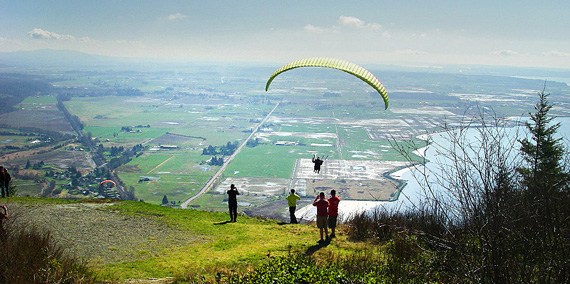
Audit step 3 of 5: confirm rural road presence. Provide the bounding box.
[180,102,280,209]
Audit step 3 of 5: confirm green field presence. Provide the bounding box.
[8,65,557,211]
[225,145,299,179]
[63,95,278,204]
[59,91,428,206]
[117,151,218,204]
[20,94,58,105]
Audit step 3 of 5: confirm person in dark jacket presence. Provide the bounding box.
[0,166,9,198]
[227,184,240,222]
[312,155,324,173]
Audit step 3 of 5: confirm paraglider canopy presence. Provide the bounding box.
[265,57,389,109]
[99,180,116,187]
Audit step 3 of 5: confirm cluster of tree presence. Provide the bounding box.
[246,138,260,147]
[160,194,180,206]
[43,166,80,180]
[108,145,125,156]
[57,96,84,132]
[208,156,224,166]
[107,144,144,170]
[120,125,151,132]
[201,141,238,156]
[121,126,136,132]
[24,160,45,170]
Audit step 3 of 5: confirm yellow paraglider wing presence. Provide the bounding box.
[265,57,389,109]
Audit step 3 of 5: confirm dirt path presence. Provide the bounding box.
[147,156,175,174]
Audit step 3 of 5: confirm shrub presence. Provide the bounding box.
[0,222,95,283]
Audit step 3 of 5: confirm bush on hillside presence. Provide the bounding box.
[0,215,95,284]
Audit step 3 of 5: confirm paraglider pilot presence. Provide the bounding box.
[312,154,324,173]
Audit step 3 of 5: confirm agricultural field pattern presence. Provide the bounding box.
[2,59,570,221]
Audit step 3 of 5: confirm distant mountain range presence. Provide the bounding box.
[1,49,569,84]
[0,49,124,67]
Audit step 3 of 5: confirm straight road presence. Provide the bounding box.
[180,102,280,209]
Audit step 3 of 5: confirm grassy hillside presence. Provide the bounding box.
[6,197,366,282]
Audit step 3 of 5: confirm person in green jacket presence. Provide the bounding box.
[286,189,301,224]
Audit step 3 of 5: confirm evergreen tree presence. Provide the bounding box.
[516,89,570,282]
[517,90,567,195]
[97,144,105,156]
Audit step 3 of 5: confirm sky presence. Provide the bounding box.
[1,0,570,68]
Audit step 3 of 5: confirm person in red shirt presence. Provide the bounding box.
[327,190,340,238]
[312,192,329,244]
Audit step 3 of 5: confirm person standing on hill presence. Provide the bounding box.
[286,189,301,224]
[0,166,4,198]
[312,192,329,244]
[327,190,340,238]
[0,166,8,198]
[3,168,10,198]
[227,184,240,222]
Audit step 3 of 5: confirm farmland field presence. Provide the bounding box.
[2,63,570,220]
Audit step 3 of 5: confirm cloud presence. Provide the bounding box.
[167,13,188,21]
[491,49,520,56]
[79,37,94,42]
[27,28,75,40]
[337,16,381,30]
[304,24,330,33]
[543,50,570,57]
[305,16,382,35]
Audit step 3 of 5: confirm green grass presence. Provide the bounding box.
[8,197,358,282]
[100,200,338,281]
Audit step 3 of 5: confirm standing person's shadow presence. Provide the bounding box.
[304,238,330,255]
[214,221,232,225]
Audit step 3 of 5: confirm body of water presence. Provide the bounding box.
[296,117,570,221]
[381,116,570,212]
